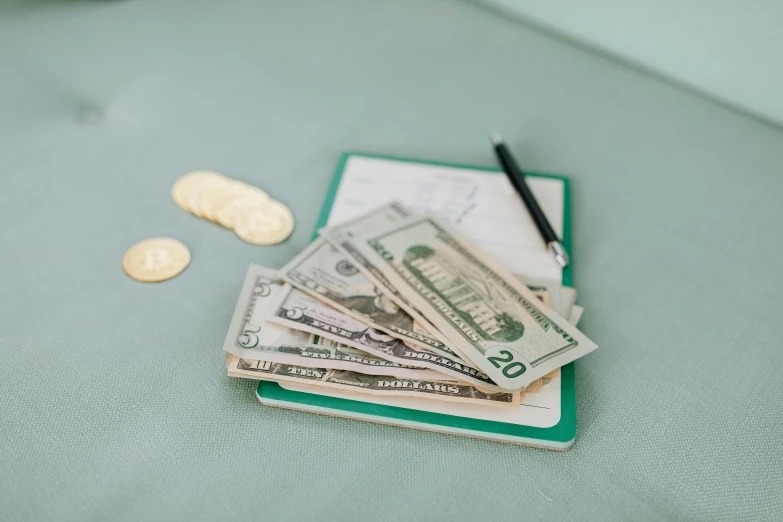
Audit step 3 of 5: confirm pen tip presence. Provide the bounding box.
[489,132,504,146]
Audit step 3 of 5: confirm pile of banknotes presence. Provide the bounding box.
[222,201,597,408]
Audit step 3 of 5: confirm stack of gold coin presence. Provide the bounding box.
[172,171,294,245]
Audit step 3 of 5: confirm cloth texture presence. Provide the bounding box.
[1,0,781,520]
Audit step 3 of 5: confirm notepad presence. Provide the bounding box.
[257,152,577,449]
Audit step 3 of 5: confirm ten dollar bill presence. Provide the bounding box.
[227,355,519,407]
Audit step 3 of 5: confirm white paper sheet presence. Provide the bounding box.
[327,156,565,285]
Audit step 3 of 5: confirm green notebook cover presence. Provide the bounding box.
[257,152,576,449]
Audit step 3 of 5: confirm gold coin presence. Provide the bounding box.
[183,175,231,218]
[202,182,267,224]
[215,189,271,229]
[122,238,191,282]
[234,200,294,245]
[171,171,225,213]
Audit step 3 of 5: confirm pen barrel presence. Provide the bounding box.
[495,145,559,244]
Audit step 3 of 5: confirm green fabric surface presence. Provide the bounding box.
[1,1,781,520]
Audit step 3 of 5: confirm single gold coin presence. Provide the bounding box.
[201,181,265,223]
[183,175,232,219]
[234,200,294,245]
[215,189,271,229]
[171,171,225,213]
[122,237,191,282]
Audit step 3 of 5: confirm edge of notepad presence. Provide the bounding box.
[256,386,575,450]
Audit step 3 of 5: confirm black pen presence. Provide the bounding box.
[491,133,570,268]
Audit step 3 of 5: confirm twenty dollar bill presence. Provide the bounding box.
[344,214,598,390]
[320,202,471,362]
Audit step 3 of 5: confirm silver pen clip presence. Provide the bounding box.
[549,241,570,268]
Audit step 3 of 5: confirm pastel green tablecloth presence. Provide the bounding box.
[1,1,781,520]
